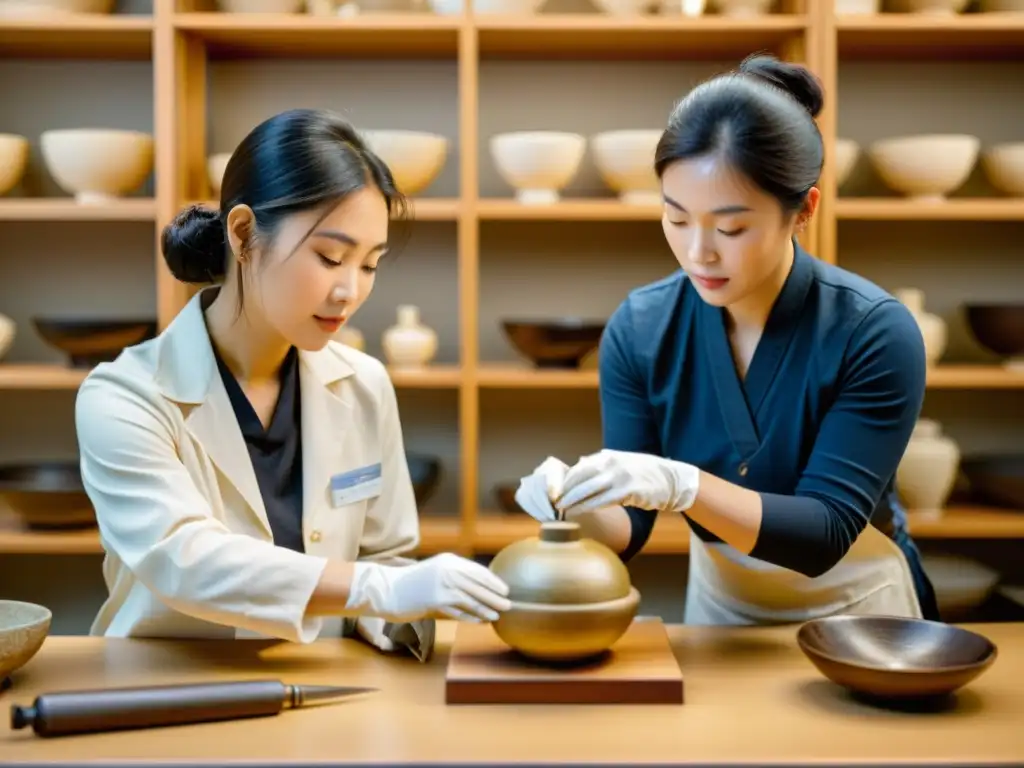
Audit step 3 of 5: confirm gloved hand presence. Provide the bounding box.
[513,456,570,522]
[554,449,700,517]
[345,553,511,623]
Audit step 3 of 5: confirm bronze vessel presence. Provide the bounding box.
[488,521,640,662]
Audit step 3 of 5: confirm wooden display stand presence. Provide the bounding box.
[445,618,684,705]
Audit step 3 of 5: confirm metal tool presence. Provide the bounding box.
[10,679,377,738]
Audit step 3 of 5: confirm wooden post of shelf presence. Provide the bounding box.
[457,14,480,556]
[811,0,838,267]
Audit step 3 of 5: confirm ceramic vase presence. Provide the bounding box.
[894,288,946,366]
[0,313,14,361]
[334,325,365,352]
[896,418,960,513]
[382,305,437,368]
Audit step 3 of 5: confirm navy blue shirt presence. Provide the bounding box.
[601,242,938,618]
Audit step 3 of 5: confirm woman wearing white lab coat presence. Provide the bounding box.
[75,108,510,653]
[514,56,938,626]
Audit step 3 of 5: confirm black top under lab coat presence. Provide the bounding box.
[214,345,305,553]
[599,242,939,620]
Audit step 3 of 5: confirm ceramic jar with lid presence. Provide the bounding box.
[896,418,961,513]
[894,288,947,366]
[382,305,437,368]
[488,521,640,662]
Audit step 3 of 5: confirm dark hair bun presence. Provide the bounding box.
[161,205,227,285]
[740,54,824,118]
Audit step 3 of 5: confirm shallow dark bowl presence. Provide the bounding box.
[0,462,94,530]
[960,454,1024,509]
[494,483,523,514]
[501,319,606,369]
[32,318,157,368]
[963,304,1024,359]
[406,452,441,508]
[797,615,997,701]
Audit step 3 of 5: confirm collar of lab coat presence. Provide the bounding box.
[153,287,356,405]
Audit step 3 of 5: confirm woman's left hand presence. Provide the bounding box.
[555,449,701,517]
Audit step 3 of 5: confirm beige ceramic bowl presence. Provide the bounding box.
[711,0,774,14]
[427,0,544,12]
[361,130,448,197]
[0,601,51,683]
[0,313,14,361]
[834,138,859,189]
[490,131,586,205]
[41,129,155,204]
[868,134,979,201]
[207,153,231,198]
[0,0,113,16]
[902,0,970,12]
[590,130,662,205]
[982,143,1024,197]
[835,0,880,12]
[591,0,660,15]
[217,0,304,12]
[0,134,29,196]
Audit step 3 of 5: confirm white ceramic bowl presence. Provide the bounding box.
[360,130,448,197]
[835,0,879,13]
[41,129,155,204]
[922,555,1000,618]
[591,0,660,15]
[490,131,586,205]
[207,153,231,198]
[834,138,859,189]
[711,0,774,15]
[0,601,51,683]
[868,134,979,201]
[427,0,544,12]
[0,134,29,196]
[0,0,113,17]
[217,0,303,12]
[982,142,1024,197]
[590,130,662,205]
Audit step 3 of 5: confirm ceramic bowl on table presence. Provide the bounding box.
[923,554,1000,619]
[867,134,979,201]
[40,129,155,204]
[490,132,586,205]
[33,318,158,368]
[0,601,52,689]
[0,134,29,195]
[0,461,94,530]
[590,130,662,205]
[797,615,997,701]
[501,319,605,369]
[959,454,1024,509]
[406,452,441,508]
[963,303,1024,370]
[360,130,448,197]
[489,521,641,663]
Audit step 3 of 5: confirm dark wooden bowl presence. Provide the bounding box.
[797,615,997,701]
[960,454,1024,509]
[501,319,605,369]
[964,304,1024,360]
[32,318,157,368]
[406,452,441,509]
[0,462,95,530]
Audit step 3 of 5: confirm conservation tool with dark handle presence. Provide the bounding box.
[10,679,376,737]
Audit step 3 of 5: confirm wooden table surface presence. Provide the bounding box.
[2,621,1022,765]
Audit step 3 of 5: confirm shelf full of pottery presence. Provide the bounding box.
[0,130,154,205]
[214,0,768,19]
[834,134,1024,203]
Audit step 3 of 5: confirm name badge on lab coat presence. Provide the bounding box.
[330,463,382,507]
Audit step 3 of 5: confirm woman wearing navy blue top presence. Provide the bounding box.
[515,55,940,625]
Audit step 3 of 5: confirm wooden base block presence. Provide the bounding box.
[445,618,684,705]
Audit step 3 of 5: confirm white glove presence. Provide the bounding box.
[514,456,570,522]
[344,553,511,623]
[554,449,700,517]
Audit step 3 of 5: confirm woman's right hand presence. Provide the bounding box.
[347,554,512,623]
[514,456,570,522]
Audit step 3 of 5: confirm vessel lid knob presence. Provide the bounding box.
[539,521,581,543]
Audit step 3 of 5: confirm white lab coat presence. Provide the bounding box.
[75,288,420,644]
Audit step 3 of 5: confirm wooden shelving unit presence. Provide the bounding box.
[0,1,1021,561]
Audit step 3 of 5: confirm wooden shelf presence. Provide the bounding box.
[0,365,88,390]
[926,365,1024,389]
[478,199,661,221]
[473,506,1024,554]
[173,13,460,60]
[0,16,154,60]
[0,199,157,222]
[837,13,1024,61]
[0,515,463,556]
[474,15,808,60]
[388,364,462,388]
[835,198,1024,221]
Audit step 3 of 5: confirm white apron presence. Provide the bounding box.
[684,523,923,625]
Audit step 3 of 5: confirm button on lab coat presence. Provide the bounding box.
[75,289,420,643]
